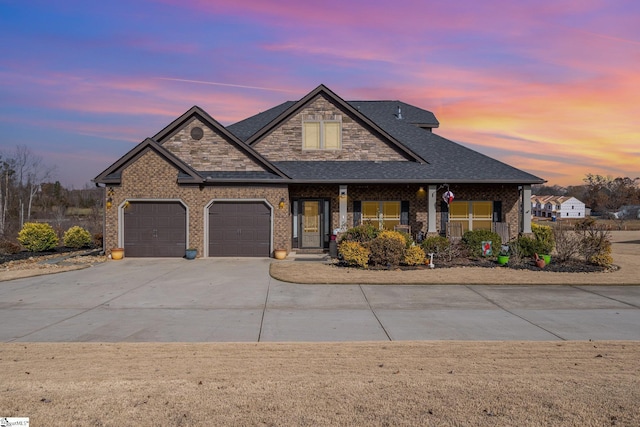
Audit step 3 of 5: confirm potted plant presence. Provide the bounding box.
[273,249,287,260]
[497,245,510,266]
[111,247,124,260]
[185,248,197,260]
[534,253,546,268]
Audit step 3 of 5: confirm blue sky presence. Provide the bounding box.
[1,0,638,187]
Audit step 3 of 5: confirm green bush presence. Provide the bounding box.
[396,230,414,249]
[461,230,502,257]
[17,222,59,252]
[369,230,406,267]
[514,235,544,258]
[404,245,426,266]
[338,241,370,268]
[63,226,93,249]
[531,223,555,254]
[421,236,451,260]
[339,223,379,244]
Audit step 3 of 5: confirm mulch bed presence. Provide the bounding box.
[339,256,611,273]
[0,247,99,265]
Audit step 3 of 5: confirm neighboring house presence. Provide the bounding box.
[612,205,640,220]
[94,84,544,258]
[531,195,586,219]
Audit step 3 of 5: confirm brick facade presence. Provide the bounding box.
[254,95,408,162]
[104,149,290,257]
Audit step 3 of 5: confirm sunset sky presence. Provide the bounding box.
[1,0,638,188]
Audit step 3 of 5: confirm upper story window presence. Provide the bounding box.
[303,114,342,150]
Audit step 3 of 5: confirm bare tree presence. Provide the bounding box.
[12,145,56,227]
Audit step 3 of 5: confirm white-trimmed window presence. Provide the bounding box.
[303,115,341,150]
[449,201,493,232]
[362,201,401,230]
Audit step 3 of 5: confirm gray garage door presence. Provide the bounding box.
[209,202,271,257]
[123,202,187,257]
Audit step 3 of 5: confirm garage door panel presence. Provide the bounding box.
[209,202,271,257]
[124,202,186,257]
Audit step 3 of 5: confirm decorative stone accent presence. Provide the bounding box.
[254,95,409,162]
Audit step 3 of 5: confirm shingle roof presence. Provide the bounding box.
[228,101,296,142]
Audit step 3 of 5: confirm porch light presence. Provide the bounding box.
[278,198,286,210]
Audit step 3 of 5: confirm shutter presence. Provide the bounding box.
[401,201,410,225]
[353,201,361,226]
[440,201,449,234]
[493,201,502,222]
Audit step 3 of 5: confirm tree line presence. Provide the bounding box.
[1,145,103,241]
[533,174,640,217]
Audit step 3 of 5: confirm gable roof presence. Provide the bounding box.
[93,137,203,185]
[240,84,428,164]
[152,105,289,180]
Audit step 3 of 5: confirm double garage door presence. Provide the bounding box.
[123,201,270,257]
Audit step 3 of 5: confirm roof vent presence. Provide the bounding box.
[396,105,403,120]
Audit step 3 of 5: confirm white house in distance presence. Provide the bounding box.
[531,195,586,219]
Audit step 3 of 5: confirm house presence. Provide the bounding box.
[94,84,544,258]
[531,195,585,219]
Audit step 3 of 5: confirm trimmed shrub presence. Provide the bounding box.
[339,223,379,244]
[63,226,93,249]
[404,245,426,266]
[461,230,502,258]
[369,230,406,267]
[514,235,544,258]
[395,230,414,249]
[17,222,59,252]
[531,223,555,254]
[421,236,451,260]
[338,241,370,268]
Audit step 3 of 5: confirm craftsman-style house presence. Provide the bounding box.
[94,84,544,257]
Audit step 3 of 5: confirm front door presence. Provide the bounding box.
[301,200,322,248]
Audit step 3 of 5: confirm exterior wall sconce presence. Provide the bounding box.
[278,198,286,210]
[106,187,114,209]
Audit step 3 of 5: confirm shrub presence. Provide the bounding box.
[531,223,555,254]
[0,240,22,255]
[404,245,426,266]
[338,241,370,268]
[421,236,451,260]
[514,235,544,258]
[63,226,93,249]
[577,223,613,266]
[339,223,379,244]
[462,230,502,258]
[369,230,406,267]
[396,230,414,249]
[553,224,580,262]
[17,222,59,252]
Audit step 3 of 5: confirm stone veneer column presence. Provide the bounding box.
[428,185,437,233]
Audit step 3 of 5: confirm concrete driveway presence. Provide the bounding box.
[1,258,639,342]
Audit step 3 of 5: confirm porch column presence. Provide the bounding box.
[522,184,532,234]
[339,185,348,231]
[428,184,437,233]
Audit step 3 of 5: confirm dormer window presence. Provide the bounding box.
[303,114,342,150]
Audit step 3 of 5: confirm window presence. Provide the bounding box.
[362,201,401,230]
[449,201,493,231]
[303,115,342,150]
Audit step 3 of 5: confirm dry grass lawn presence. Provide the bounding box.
[1,232,639,425]
[271,230,640,285]
[1,342,639,426]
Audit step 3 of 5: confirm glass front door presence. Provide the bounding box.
[301,200,321,248]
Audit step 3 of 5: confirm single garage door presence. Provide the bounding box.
[124,202,187,257]
[209,202,271,257]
